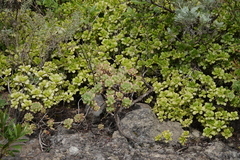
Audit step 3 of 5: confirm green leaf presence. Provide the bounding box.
[106,106,115,113]
[15,139,28,143]
[131,0,147,5]
[0,99,7,108]
[11,144,23,150]
[122,97,132,108]
[10,149,20,153]
[121,82,132,93]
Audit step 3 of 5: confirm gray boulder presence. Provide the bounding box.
[117,103,184,144]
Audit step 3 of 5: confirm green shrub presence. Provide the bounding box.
[82,63,144,113]
[0,6,89,131]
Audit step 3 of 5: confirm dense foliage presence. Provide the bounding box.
[0,0,239,144]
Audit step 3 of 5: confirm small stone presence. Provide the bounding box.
[95,153,105,160]
[112,131,123,139]
[190,129,201,138]
[85,94,106,124]
[69,146,79,155]
[205,141,225,153]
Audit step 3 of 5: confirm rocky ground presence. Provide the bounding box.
[3,128,240,160]
[3,103,240,160]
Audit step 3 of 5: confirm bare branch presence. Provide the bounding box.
[148,0,175,13]
[130,69,154,107]
[131,87,153,106]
